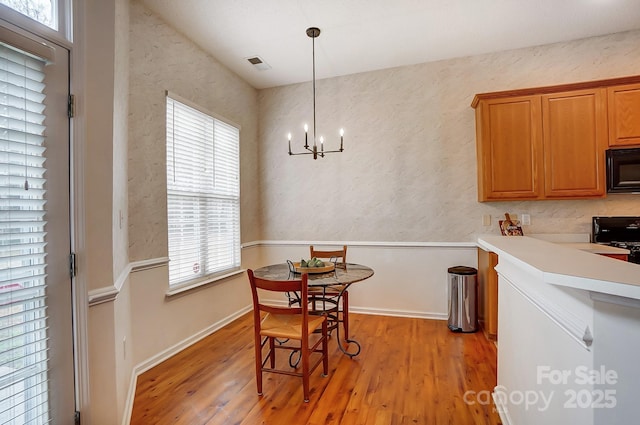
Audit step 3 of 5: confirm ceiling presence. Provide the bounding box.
[138,0,640,89]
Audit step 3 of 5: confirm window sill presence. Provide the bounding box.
[165,269,246,297]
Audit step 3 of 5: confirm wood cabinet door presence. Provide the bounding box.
[608,83,640,147]
[541,88,607,198]
[477,249,498,341]
[476,96,543,201]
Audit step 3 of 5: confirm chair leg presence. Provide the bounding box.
[322,319,329,376]
[254,336,263,396]
[310,295,317,312]
[269,337,276,369]
[342,291,349,340]
[302,339,310,402]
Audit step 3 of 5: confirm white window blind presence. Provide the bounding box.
[166,96,241,287]
[0,44,50,424]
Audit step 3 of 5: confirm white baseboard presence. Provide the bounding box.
[121,305,252,425]
[350,306,447,321]
[263,299,447,321]
[121,368,138,425]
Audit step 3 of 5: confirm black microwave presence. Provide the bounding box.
[606,148,640,193]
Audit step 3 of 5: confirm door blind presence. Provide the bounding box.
[0,44,50,424]
[166,96,241,287]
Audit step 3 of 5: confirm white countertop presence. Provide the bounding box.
[478,235,640,300]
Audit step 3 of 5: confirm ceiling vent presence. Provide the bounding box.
[246,56,271,71]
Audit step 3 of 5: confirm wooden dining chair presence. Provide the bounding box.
[309,245,350,340]
[247,269,329,402]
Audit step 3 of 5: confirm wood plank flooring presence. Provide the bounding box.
[131,313,502,425]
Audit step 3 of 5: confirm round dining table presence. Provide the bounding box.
[252,262,374,357]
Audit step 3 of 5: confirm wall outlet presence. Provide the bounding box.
[521,214,531,226]
[482,214,491,226]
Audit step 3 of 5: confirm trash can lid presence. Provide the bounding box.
[448,266,477,275]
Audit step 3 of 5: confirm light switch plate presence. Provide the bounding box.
[521,214,531,226]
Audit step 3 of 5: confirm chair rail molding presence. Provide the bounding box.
[242,240,477,248]
[91,239,479,307]
[87,257,169,306]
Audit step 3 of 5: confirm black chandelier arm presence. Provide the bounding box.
[288,149,342,155]
[288,136,343,157]
[289,149,319,160]
[288,143,316,155]
[288,151,315,156]
[288,145,343,160]
[288,144,343,153]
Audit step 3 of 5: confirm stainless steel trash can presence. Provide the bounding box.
[447,266,478,332]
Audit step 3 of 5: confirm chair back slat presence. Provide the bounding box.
[247,269,309,317]
[259,303,302,315]
[252,277,304,293]
[309,245,347,263]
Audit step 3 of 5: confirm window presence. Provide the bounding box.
[0,0,72,41]
[166,94,241,288]
[0,0,55,30]
[0,42,50,424]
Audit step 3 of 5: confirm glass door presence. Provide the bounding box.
[0,22,74,424]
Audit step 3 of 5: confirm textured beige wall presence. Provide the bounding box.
[84,0,115,290]
[128,1,260,261]
[258,30,640,242]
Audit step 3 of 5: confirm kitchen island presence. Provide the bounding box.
[477,236,640,425]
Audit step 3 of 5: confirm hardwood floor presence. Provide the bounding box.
[131,313,502,425]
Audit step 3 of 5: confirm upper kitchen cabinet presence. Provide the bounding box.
[472,76,640,202]
[608,83,640,147]
[541,88,607,198]
[474,96,542,201]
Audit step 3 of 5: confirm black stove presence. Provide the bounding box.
[592,216,640,264]
[608,241,640,249]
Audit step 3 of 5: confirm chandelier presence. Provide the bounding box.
[288,27,344,160]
